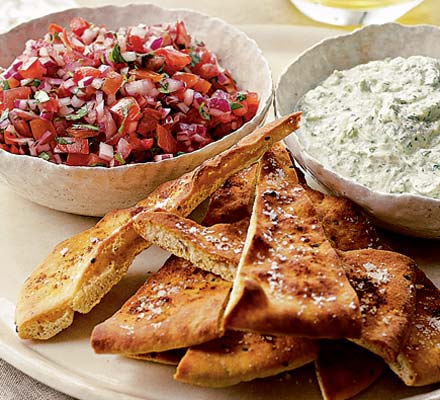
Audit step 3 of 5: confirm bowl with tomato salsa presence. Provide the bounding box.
[0,4,272,216]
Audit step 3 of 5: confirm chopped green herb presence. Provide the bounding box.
[109,42,126,64]
[198,102,210,121]
[176,151,186,156]
[158,81,170,94]
[229,102,243,110]
[71,123,100,131]
[38,152,50,161]
[1,80,10,91]
[31,79,41,87]
[0,109,9,123]
[67,71,74,78]
[90,162,106,167]
[65,105,88,120]
[114,153,126,164]
[433,164,440,171]
[55,137,72,145]
[189,49,201,68]
[53,31,60,40]
[236,93,247,102]
[34,90,50,103]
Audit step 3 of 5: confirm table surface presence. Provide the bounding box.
[2,1,440,400]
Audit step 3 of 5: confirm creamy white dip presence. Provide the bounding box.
[297,55,440,199]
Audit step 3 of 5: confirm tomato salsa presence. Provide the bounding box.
[0,18,259,166]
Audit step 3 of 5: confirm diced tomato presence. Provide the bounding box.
[130,69,162,83]
[156,124,176,154]
[11,119,31,137]
[243,92,259,121]
[154,47,191,70]
[18,57,46,80]
[102,71,123,96]
[192,78,211,94]
[66,126,100,138]
[6,77,20,89]
[127,35,145,52]
[54,137,89,154]
[30,119,56,140]
[110,97,142,123]
[2,87,32,111]
[173,72,198,87]
[70,17,90,37]
[66,153,90,166]
[231,101,248,117]
[175,21,191,48]
[73,66,101,83]
[197,63,219,80]
[4,130,18,145]
[39,98,58,113]
[48,23,63,34]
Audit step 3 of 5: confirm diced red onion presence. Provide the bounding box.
[81,27,99,45]
[14,99,29,110]
[176,102,189,113]
[130,26,146,39]
[58,97,72,107]
[58,105,74,116]
[63,78,75,89]
[120,66,129,75]
[71,36,85,49]
[98,64,111,76]
[146,36,163,51]
[35,143,50,153]
[99,142,114,161]
[117,137,132,159]
[12,72,23,81]
[40,57,57,68]
[46,77,64,85]
[92,78,103,89]
[38,130,54,145]
[183,89,194,106]
[208,97,230,113]
[121,51,136,62]
[71,95,85,108]
[39,47,49,57]
[153,153,173,162]
[217,73,230,85]
[53,154,62,164]
[78,76,94,88]
[124,79,154,96]
[163,78,184,93]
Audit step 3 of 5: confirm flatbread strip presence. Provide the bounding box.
[389,267,440,386]
[175,330,318,387]
[127,349,186,366]
[15,113,300,340]
[91,256,231,354]
[223,144,362,338]
[315,340,385,400]
[134,213,248,281]
[341,249,416,363]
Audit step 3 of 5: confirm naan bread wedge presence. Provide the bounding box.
[91,256,231,354]
[134,213,248,281]
[389,267,440,386]
[16,113,301,340]
[315,340,385,400]
[223,145,362,338]
[128,349,186,365]
[341,249,416,363]
[304,187,385,251]
[175,330,318,387]
[202,164,258,226]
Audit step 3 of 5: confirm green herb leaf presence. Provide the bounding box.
[109,42,126,64]
[176,151,185,156]
[198,102,210,121]
[433,164,440,171]
[71,123,100,131]
[31,79,41,87]
[65,105,88,121]
[38,151,50,161]
[158,81,170,94]
[34,90,50,103]
[189,48,201,68]
[114,153,126,164]
[0,109,9,123]
[1,80,10,91]
[55,137,72,145]
[236,93,247,102]
[229,102,243,110]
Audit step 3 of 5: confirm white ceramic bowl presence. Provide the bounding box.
[0,4,272,216]
[275,23,440,239]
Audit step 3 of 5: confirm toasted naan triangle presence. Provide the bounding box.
[389,267,440,386]
[134,213,248,281]
[315,340,385,400]
[128,349,186,365]
[16,113,300,340]
[91,256,231,354]
[304,186,386,251]
[175,330,318,387]
[223,144,362,338]
[341,249,416,363]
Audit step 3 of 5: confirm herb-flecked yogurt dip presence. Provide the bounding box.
[297,55,440,199]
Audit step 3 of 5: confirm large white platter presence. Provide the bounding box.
[1,24,439,400]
